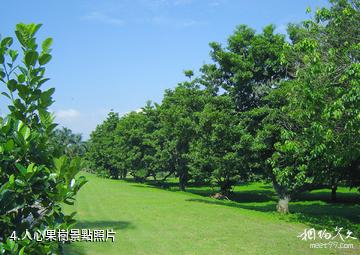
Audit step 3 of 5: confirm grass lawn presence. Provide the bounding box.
[63,172,360,255]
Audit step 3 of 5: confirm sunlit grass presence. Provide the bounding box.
[63,172,360,255]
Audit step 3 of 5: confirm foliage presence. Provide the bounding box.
[158,82,207,190]
[189,94,243,195]
[0,24,86,254]
[205,24,288,111]
[115,103,161,181]
[85,0,360,214]
[267,0,360,210]
[86,112,121,179]
[48,127,87,159]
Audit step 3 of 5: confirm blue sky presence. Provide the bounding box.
[1,0,329,139]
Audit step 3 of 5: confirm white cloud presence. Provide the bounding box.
[275,24,288,35]
[53,108,106,140]
[55,109,81,121]
[53,107,145,140]
[82,11,124,26]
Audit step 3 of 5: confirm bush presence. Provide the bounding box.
[0,24,86,254]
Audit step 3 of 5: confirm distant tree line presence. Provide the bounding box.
[49,127,87,159]
[85,0,360,213]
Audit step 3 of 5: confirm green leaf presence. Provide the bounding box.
[15,163,27,175]
[41,88,55,99]
[9,175,15,185]
[29,23,42,37]
[27,163,35,173]
[38,78,50,86]
[0,54,4,64]
[7,79,17,92]
[9,50,18,62]
[17,74,26,83]
[15,179,26,187]
[14,99,26,113]
[42,38,53,52]
[1,92,11,100]
[20,125,31,140]
[39,53,52,65]
[15,30,26,47]
[1,37,13,47]
[54,156,67,175]
[4,139,14,152]
[19,247,25,255]
[16,120,24,132]
[24,50,38,66]
[17,85,30,100]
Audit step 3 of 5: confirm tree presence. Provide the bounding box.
[115,104,160,181]
[0,24,86,254]
[189,94,244,195]
[183,69,194,80]
[158,81,206,191]
[265,0,360,212]
[206,24,288,111]
[86,112,121,178]
[49,127,87,159]
[198,23,290,206]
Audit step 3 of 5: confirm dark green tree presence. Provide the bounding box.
[115,104,159,181]
[189,94,244,195]
[268,0,360,211]
[86,112,121,178]
[205,24,288,111]
[158,81,206,191]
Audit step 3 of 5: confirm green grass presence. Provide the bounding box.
[63,172,360,255]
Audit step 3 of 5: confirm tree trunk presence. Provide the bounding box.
[277,196,290,214]
[271,176,290,214]
[331,184,337,202]
[220,181,232,196]
[178,171,188,191]
[179,179,186,191]
[220,187,230,196]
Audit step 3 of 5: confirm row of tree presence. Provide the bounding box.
[86,0,360,213]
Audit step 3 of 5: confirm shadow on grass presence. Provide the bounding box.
[130,180,276,203]
[148,181,211,188]
[125,176,360,235]
[184,188,277,203]
[294,191,360,204]
[186,198,360,236]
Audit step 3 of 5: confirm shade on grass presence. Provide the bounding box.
[63,172,360,255]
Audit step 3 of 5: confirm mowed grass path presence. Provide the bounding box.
[63,172,359,255]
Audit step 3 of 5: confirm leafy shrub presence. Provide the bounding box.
[0,24,86,254]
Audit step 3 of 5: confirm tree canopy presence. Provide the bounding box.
[86,0,360,213]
